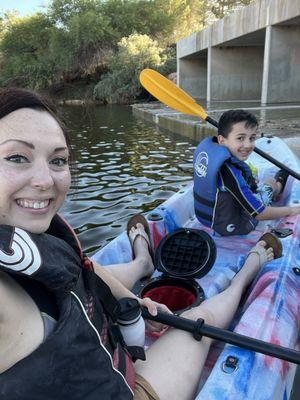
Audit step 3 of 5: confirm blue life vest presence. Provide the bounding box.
[0,215,139,400]
[193,137,231,227]
[193,137,258,236]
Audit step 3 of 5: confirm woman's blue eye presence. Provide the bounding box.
[51,157,68,166]
[4,154,28,163]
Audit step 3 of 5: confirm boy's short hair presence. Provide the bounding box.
[218,109,258,138]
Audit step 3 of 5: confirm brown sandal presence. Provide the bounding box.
[258,232,283,259]
[126,214,154,261]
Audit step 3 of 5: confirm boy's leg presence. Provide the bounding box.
[135,244,273,400]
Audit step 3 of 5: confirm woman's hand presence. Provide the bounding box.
[138,297,172,333]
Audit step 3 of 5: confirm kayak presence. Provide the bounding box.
[92,136,300,400]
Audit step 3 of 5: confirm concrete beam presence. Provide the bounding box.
[261,25,272,104]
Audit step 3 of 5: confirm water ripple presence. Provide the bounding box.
[60,105,194,255]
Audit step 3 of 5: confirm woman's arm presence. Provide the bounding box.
[93,260,137,301]
[256,205,300,220]
[92,260,171,328]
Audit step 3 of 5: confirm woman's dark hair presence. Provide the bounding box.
[0,87,75,167]
[218,109,258,138]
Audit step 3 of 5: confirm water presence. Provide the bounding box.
[59,104,299,256]
[60,105,194,255]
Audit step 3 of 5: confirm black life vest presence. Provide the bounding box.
[0,215,136,400]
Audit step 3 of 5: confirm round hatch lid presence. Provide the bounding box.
[154,228,216,279]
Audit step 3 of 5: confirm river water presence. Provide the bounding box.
[60,105,194,255]
[60,104,299,256]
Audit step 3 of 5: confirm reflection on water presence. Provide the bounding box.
[60,105,194,255]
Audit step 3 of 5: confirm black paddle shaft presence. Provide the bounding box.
[142,308,300,365]
[205,116,300,181]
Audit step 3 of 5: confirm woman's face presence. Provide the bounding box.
[0,108,71,233]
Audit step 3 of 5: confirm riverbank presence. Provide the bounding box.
[132,102,300,156]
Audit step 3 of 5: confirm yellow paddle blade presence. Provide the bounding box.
[140,69,208,121]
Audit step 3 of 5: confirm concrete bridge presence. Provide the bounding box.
[177,0,300,104]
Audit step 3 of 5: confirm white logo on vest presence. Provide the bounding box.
[195,151,209,178]
[226,224,236,233]
[0,228,42,275]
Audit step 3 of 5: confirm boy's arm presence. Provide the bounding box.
[221,163,300,221]
[221,163,265,217]
[256,205,300,220]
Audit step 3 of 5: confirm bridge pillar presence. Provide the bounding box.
[261,25,300,104]
[210,46,264,101]
[178,56,207,100]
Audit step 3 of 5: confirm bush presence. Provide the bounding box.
[93,33,163,104]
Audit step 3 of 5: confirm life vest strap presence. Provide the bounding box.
[195,208,213,223]
[82,268,120,321]
[193,190,215,207]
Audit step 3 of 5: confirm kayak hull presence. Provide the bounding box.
[93,137,300,400]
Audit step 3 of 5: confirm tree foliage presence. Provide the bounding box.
[0,13,53,88]
[210,0,253,20]
[48,0,102,25]
[48,9,113,80]
[94,33,164,103]
[0,0,255,97]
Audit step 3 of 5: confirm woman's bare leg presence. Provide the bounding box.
[135,242,273,400]
[105,223,154,289]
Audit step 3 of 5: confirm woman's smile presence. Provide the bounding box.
[16,198,52,212]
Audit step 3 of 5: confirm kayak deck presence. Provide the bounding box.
[93,137,300,399]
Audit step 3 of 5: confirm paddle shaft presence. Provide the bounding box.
[205,115,300,181]
[142,308,300,364]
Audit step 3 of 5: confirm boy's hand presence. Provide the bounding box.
[289,206,300,216]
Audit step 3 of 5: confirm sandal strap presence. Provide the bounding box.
[129,228,151,249]
[247,244,268,267]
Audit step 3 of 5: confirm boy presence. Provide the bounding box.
[193,109,300,236]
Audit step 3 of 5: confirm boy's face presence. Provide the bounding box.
[218,121,257,161]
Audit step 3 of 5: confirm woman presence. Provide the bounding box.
[0,87,275,400]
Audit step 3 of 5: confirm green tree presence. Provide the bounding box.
[48,9,113,81]
[48,0,102,25]
[0,13,54,88]
[101,0,173,44]
[101,0,210,45]
[209,0,254,20]
[0,0,255,95]
[94,33,163,104]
